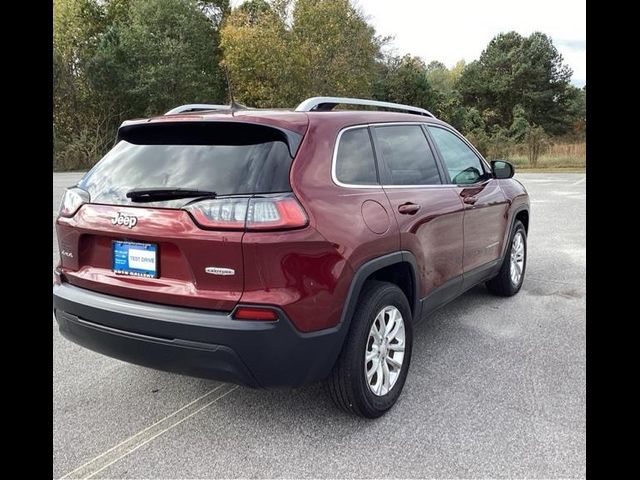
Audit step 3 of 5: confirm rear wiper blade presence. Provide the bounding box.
[126,188,217,203]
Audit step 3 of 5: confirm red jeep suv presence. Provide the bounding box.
[53,97,529,418]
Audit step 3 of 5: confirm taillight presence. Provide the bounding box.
[187,198,248,230]
[185,194,308,231]
[233,307,279,321]
[59,188,90,218]
[247,196,308,230]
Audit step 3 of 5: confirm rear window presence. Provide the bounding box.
[78,122,297,207]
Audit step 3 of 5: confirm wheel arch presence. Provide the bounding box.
[340,251,420,329]
[515,208,529,232]
[499,204,530,262]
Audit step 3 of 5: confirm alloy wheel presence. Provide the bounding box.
[364,306,406,396]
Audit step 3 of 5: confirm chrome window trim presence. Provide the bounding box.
[332,125,383,189]
[381,184,453,189]
[332,121,455,189]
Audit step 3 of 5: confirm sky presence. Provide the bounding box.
[229,0,586,87]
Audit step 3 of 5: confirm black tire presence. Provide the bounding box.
[326,281,413,418]
[486,220,527,296]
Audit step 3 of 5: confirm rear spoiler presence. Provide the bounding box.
[117,121,303,158]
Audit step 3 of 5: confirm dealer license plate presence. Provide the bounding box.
[112,241,158,278]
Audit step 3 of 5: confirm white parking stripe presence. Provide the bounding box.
[571,176,586,186]
[59,384,238,479]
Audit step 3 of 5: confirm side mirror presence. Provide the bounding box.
[491,160,514,179]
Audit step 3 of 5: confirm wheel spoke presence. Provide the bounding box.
[367,357,379,381]
[381,361,391,393]
[387,320,402,342]
[371,318,383,343]
[375,362,384,395]
[514,234,521,250]
[365,349,378,363]
[384,308,396,336]
[388,342,404,352]
[386,355,402,370]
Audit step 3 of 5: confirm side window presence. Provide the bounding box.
[335,128,378,185]
[374,125,441,185]
[428,126,486,185]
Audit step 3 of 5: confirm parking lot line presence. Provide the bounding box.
[571,176,586,186]
[59,384,239,479]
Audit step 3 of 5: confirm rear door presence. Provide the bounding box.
[372,123,465,304]
[426,125,509,279]
[56,121,302,311]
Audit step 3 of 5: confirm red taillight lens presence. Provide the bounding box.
[185,194,307,231]
[186,198,248,230]
[246,196,308,230]
[59,188,90,218]
[233,307,279,321]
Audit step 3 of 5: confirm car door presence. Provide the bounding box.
[426,125,510,284]
[372,123,465,311]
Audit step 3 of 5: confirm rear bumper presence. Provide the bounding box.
[53,283,345,388]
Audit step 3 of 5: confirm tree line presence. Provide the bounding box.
[53,0,586,170]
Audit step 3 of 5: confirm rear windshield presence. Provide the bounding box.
[78,122,296,207]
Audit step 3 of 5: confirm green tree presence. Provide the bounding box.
[88,0,228,117]
[54,0,229,170]
[220,1,301,106]
[425,60,465,94]
[53,0,111,169]
[565,84,586,138]
[458,31,573,135]
[422,59,468,127]
[293,0,383,98]
[221,0,384,107]
[373,54,436,111]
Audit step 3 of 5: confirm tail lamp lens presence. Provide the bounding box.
[59,188,90,218]
[186,194,307,231]
[187,198,248,229]
[233,307,279,321]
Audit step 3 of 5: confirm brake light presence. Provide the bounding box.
[247,196,308,230]
[233,307,279,321]
[185,194,308,231]
[187,198,248,230]
[59,188,90,218]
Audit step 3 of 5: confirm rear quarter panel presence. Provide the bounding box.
[276,116,401,332]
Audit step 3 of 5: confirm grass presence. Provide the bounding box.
[503,142,585,171]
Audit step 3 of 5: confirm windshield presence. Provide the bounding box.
[78,134,294,207]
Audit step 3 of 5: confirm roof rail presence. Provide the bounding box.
[295,96,435,118]
[165,104,230,115]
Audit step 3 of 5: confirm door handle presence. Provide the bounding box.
[398,203,421,215]
[463,196,478,205]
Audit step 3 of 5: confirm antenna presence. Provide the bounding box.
[223,65,246,115]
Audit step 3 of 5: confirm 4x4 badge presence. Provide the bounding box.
[111,212,138,228]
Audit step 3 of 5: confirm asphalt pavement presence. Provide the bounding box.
[53,172,586,479]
